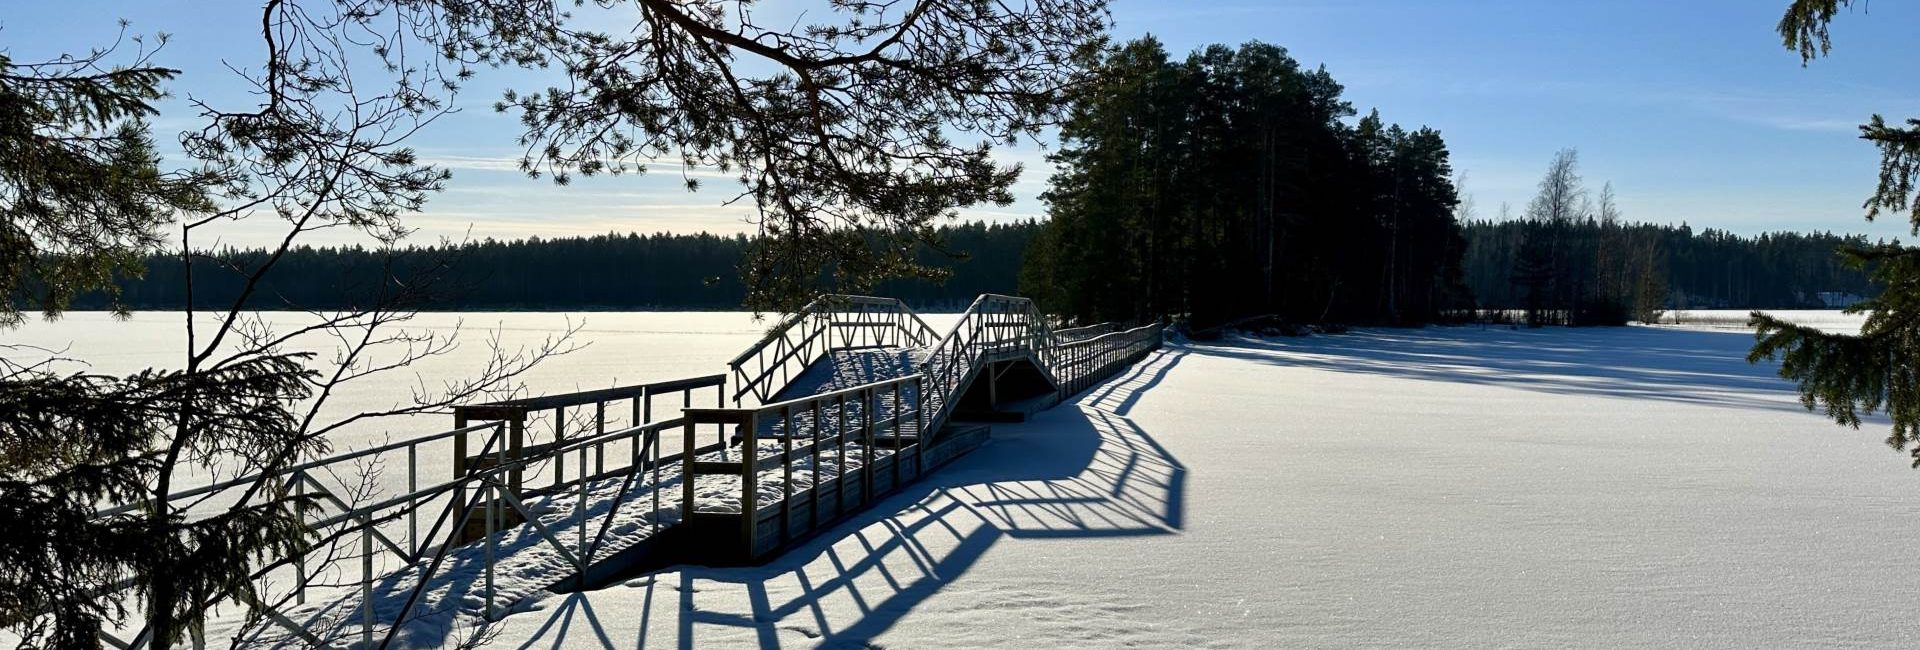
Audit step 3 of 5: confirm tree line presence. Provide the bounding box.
[1460,149,1875,326]
[1463,220,1874,318]
[65,206,1870,321]
[69,221,1043,312]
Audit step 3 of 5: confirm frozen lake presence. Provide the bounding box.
[469,320,1915,649]
[2,310,958,496]
[13,310,1918,647]
[1655,308,1869,333]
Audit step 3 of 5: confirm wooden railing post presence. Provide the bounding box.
[862,388,876,502]
[809,400,822,531]
[914,377,926,475]
[483,467,497,620]
[508,415,525,494]
[837,394,850,511]
[451,413,469,548]
[360,511,374,648]
[553,406,566,489]
[577,442,589,572]
[780,406,794,544]
[681,420,697,522]
[293,475,307,605]
[741,412,760,555]
[895,383,908,484]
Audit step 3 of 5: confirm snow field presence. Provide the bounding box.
[481,326,1920,649]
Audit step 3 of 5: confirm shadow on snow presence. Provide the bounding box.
[1187,325,1831,416]
[500,349,1189,649]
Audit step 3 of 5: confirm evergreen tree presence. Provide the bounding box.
[0,41,321,649]
[457,0,1112,313]
[1748,1,1920,466]
[1025,37,1461,328]
[0,46,208,325]
[1511,222,1558,326]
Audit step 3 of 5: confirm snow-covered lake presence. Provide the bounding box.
[13,310,1919,647]
[2,310,958,497]
[1655,308,1869,333]
[471,320,1915,649]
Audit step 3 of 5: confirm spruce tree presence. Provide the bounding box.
[1748,1,1920,465]
[0,43,321,648]
[1026,37,1462,328]
[0,47,207,325]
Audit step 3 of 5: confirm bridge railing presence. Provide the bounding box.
[1051,322,1168,396]
[380,382,729,644]
[1052,321,1122,342]
[917,293,1064,434]
[346,375,728,646]
[682,373,927,560]
[451,374,727,497]
[90,418,500,649]
[92,375,728,648]
[726,295,939,406]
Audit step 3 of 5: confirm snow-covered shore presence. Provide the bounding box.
[469,324,1920,649]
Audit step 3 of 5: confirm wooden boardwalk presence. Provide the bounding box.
[93,294,1163,648]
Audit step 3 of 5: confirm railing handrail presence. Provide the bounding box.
[455,374,725,416]
[725,294,938,404]
[725,296,830,367]
[691,373,927,418]
[454,418,683,479]
[1053,321,1121,340]
[1054,322,1163,350]
[725,294,912,367]
[901,309,940,345]
[95,420,504,519]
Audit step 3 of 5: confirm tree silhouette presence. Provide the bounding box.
[1749,0,1920,466]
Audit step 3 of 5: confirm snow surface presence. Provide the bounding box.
[1655,308,1868,334]
[217,437,901,647]
[462,325,1920,649]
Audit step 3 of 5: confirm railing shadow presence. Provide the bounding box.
[249,468,680,648]
[1081,347,1185,417]
[1188,326,1840,417]
[502,349,1187,649]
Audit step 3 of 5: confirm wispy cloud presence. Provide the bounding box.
[1732,115,1864,133]
[1654,88,1876,134]
[1367,71,1890,136]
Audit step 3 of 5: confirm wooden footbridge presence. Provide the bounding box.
[93,294,1164,648]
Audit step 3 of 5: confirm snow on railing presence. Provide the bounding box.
[682,373,928,560]
[725,295,938,405]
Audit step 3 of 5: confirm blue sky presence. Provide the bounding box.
[6,0,1919,245]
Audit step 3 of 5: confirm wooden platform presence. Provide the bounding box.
[565,423,992,588]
